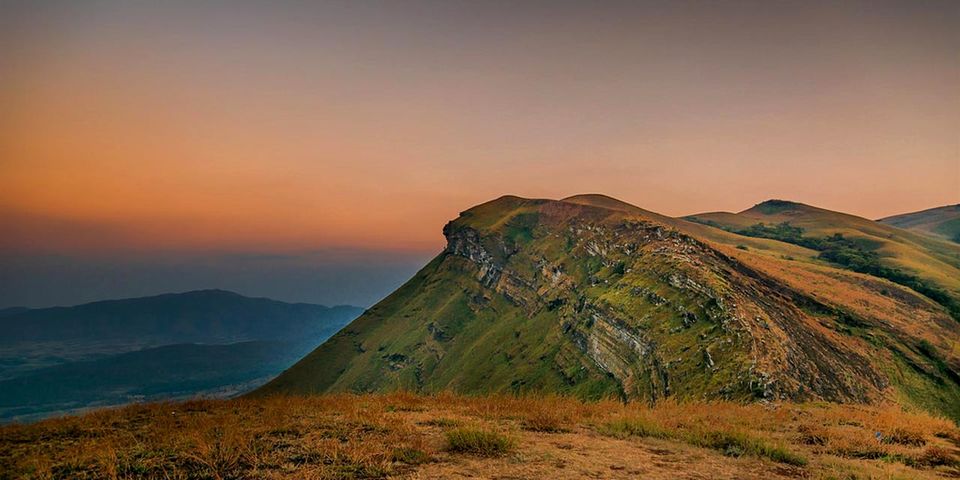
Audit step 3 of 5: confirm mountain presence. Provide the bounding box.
[257,195,960,420]
[0,290,362,422]
[880,204,960,244]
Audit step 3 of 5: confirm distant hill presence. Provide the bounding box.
[257,195,960,420]
[0,289,361,346]
[0,290,362,422]
[880,204,960,244]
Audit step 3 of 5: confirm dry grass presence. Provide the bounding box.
[599,415,670,440]
[443,427,514,456]
[1,392,958,479]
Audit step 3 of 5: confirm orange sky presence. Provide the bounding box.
[2,1,958,257]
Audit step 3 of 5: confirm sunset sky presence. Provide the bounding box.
[1,0,958,308]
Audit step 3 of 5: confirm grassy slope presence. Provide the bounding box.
[685,200,960,298]
[259,233,619,399]
[3,392,959,479]
[880,204,960,244]
[681,201,960,417]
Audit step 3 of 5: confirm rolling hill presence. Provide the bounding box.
[686,200,960,318]
[257,195,960,420]
[880,204,960,244]
[687,200,960,292]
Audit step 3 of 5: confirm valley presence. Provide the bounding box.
[0,290,361,422]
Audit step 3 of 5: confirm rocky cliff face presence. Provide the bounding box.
[258,195,960,419]
[440,204,889,403]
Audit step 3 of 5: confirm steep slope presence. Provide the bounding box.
[258,196,960,419]
[880,204,960,244]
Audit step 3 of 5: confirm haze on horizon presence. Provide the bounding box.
[1,0,957,308]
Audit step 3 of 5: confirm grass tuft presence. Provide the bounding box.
[444,427,514,457]
[882,427,926,447]
[421,417,460,428]
[599,417,671,439]
[391,447,430,465]
[599,416,806,466]
[797,424,829,446]
[688,429,807,466]
[911,445,957,467]
[521,410,571,433]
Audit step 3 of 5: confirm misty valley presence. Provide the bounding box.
[0,291,361,422]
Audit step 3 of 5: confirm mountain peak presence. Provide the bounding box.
[561,193,641,212]
[561,193,627,203]
[742,199,811,215]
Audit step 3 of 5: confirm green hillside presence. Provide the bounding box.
[258,196,960,419]
[880,204,960,244]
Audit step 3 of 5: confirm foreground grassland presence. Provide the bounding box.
[2,393,959,479]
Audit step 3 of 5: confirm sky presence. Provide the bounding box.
[1,0,958,308]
